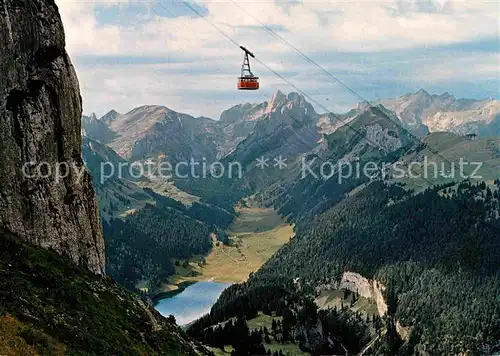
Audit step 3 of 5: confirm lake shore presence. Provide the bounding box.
[154,281,232,325]
[151,281,196,305]
[145,199,294,303]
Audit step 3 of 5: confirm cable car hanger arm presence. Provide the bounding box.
[239,46,255,58]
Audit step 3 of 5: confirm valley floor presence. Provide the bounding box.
[168,198,295,287]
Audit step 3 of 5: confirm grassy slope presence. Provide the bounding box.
[83,138,201,221]
[0,230,210,356]
[0,314,66,356]
[392,132,500,190]
[315,290,379,318]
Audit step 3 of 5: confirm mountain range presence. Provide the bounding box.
[2,0,499,354]
[377,89,500,136]
[79,90,497,355]
[83,89,499,213]
[83,89,500,165]
[0,1,211,354]
[80,90,500,356]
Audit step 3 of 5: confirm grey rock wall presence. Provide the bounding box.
[0,0,105,274]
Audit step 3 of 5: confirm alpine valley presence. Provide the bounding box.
[81,88,500,355]
[1,0,499,355]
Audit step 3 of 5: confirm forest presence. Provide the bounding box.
[103,204,212,291]
[102,186,235,291]
[190,180,500,355]
[189,285,376,355]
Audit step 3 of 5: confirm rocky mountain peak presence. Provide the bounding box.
[356,101,371,112]
[265,89,288,113]
[100,109,120,124]
[437,92,456,103]
[219,102,267,123]
[376,89,499,136]
[415,88,430,97]
[286,92,311,109]
[287,92,303,102]
[265,90,317,118]
[0,0,105,274]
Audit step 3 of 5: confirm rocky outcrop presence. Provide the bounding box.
[365,123,403,152]
[339,271,388,316]
[99,105,219,163]
[377,89,499,136]
[315,271,388,317]
[128,109,218,163]
[0,0,105,274]
[424,101,500,136]
[100,109,120,125]
[224,90,321,167]
[217,101,268,157]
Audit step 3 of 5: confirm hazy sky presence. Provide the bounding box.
[55,0,499,119]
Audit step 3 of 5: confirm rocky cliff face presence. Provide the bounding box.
[87,105,220,163]
[0,0,105,274]
[224,90,321,167]
[377,89,500,136]
[423,101,500,135]
[339,271,388,316]
[314,271,389,317]
[217,101,268,157]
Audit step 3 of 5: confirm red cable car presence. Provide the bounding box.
[238,46,259,90]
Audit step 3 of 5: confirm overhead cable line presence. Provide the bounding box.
[177,0,500,238]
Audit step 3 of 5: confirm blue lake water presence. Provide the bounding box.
[154,281,231,326]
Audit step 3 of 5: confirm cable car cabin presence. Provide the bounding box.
[238,76,259,90]
[238,46,259,90]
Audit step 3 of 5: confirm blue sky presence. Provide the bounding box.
[56,0,499,118]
